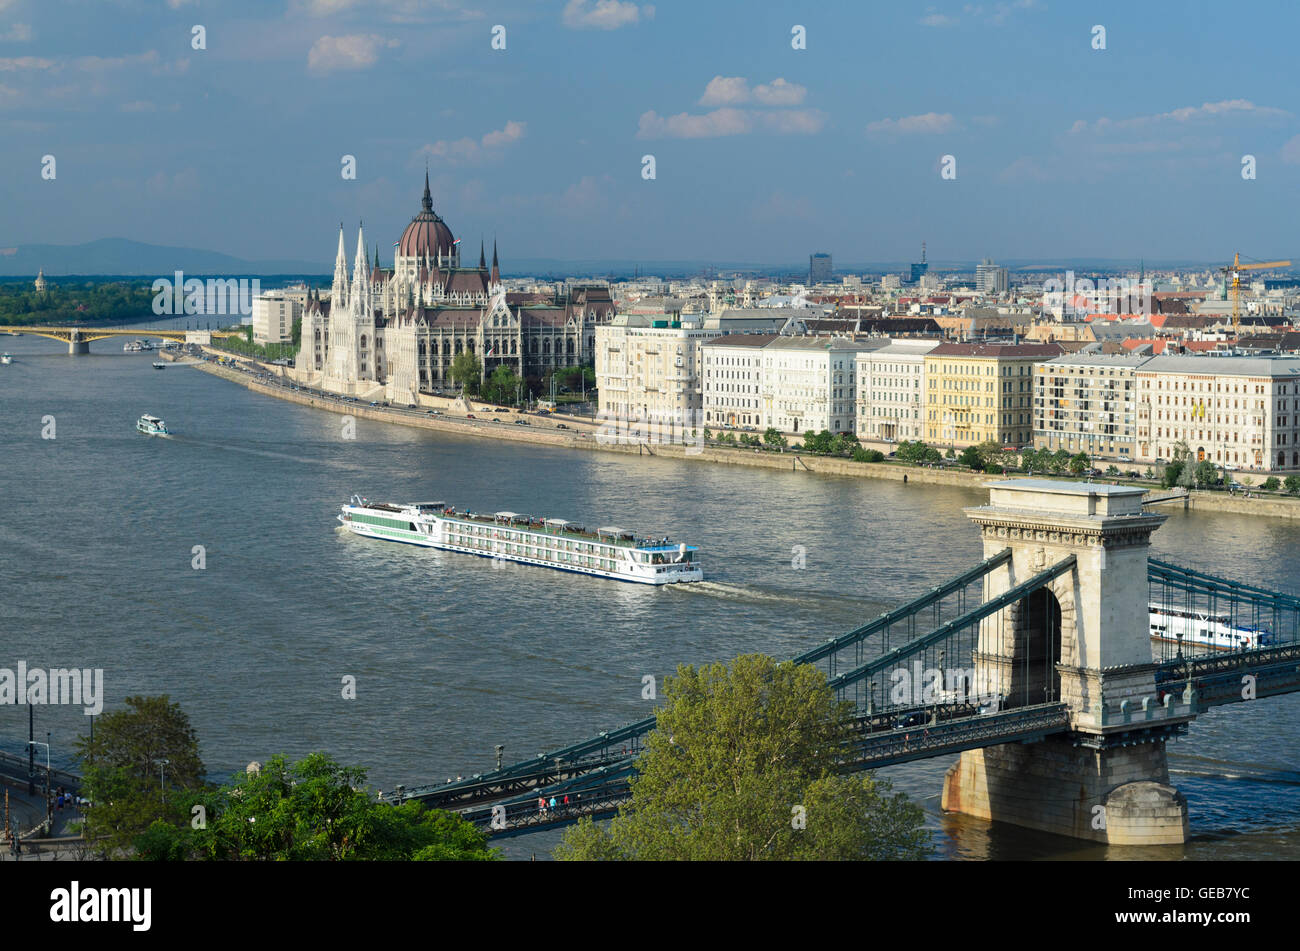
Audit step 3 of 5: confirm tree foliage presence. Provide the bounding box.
[763,427,787,450]
[449,350,482,393]
[555,655,930,861]
[75,695,206,858]
[137,753,498,862]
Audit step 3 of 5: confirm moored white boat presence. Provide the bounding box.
[1149,602,1272,651]
[0,353,11,365]
[338,496,702,585]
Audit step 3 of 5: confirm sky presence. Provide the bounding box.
[2,0,1299,269]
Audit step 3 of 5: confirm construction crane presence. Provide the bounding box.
[1220,253,1291,334]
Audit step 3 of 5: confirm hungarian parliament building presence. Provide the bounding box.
[295,174,613,400]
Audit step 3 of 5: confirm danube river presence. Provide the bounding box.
[1,332,1297,860]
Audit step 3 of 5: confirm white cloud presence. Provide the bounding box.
[753,78,806,107]
[919,13,958,26]
[421,120,526,164]
[866,112,956,135]
[698,76,807,107]
[1280,135,1300,165]
[699,76,749,106]
[638,107,822,139]
[562,0,653,30]
[1069,99,1292,134]
[0,56,54,71]
[0,23,32,42]
[307,34,396,74]
[638,107,751,139]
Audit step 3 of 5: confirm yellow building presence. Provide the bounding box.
[924,342,1062,449]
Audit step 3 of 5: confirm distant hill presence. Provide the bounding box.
[0,238,328,277]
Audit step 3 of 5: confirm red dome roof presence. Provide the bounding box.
[398,173,455,259]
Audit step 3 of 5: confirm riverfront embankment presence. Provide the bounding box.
[189,353,1300,521]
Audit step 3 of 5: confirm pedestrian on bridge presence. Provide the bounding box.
[538,795,547,816]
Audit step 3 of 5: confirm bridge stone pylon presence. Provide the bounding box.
[941,479,1193,846]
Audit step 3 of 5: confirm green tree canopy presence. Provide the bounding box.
[140,753,498,862]
[555,655,930,861]
[763,427,787,450]
[75,695,206,857]
[450,351,482,393]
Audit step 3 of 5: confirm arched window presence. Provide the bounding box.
[360,334,368,350]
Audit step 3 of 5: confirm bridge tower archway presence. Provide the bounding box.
[943,479,1191,846]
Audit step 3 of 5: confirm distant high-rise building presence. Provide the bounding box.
[907,241,928,284]
[976,257,1008,295]
[809,252,832,284]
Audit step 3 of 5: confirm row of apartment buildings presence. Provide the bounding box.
[595,315,1300,471]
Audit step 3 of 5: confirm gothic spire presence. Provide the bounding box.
[490,238,500,284]
[479,238,486,269]
[422,166,433,214]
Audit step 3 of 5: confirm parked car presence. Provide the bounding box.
[514,419,530,426]
[466,413,477,419]
[369,401,378,406]
[556,423,569,430]
[407,403,417,409]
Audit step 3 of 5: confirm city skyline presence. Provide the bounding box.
[2,1,1299,267]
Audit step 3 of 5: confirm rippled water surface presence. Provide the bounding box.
[1,331,1296,859]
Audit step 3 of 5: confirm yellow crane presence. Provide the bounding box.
[1220,253,1291,334]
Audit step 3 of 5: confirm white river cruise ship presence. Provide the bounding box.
[338,497,702,585]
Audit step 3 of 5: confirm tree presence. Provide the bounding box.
[763,427,787,450]
[290,315,302,348]
[1050,449,1071,474]
[957,446,983,471]
[1171,440,1192,464]
[1068,452,1090,476]
[1162,461,1185,489]
[145,753,498,861]
[803,430,835,454]
[1283,475,1300,496]
[944,447,956,460]
[75,695,206,858]
[480,364,523,405]
[974,441,1006,472]
[555,655,929,861]
[853,447,884,463]
[1263,476,1280,492]
[1105,465,1120,476]
[1019,447,1042,472]
[449,351,482,394]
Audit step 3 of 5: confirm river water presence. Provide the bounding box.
[1,330,1296,860]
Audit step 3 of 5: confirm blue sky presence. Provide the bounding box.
[2,0,1299,268]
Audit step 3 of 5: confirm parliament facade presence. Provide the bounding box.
[296,174,613,401]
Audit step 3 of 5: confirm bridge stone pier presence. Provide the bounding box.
[67,330,90,354]
[941,479,1193,846]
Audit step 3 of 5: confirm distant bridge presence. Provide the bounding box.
[397,481,1300,845]
[3,326,241,353]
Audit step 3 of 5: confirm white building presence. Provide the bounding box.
[595,314,714,428]
[701,334,780,429]
[855,339,940,443]
[1134,354,1300,471]
[760,337,877,437]
[251,292,303,345]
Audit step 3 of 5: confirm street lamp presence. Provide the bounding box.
[28,740,50,828]
[154,759,170,804]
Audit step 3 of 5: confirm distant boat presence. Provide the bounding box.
[0,353,12,365]
[152,361,167,370]
[136,414,171,437]
[124,341,142,352]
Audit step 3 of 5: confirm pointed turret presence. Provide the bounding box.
[421,167,433,214]
[479,238,486,270]
[490,239,500,284]
[331,223,349,307]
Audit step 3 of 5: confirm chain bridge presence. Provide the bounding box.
[393,480,1300,845]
